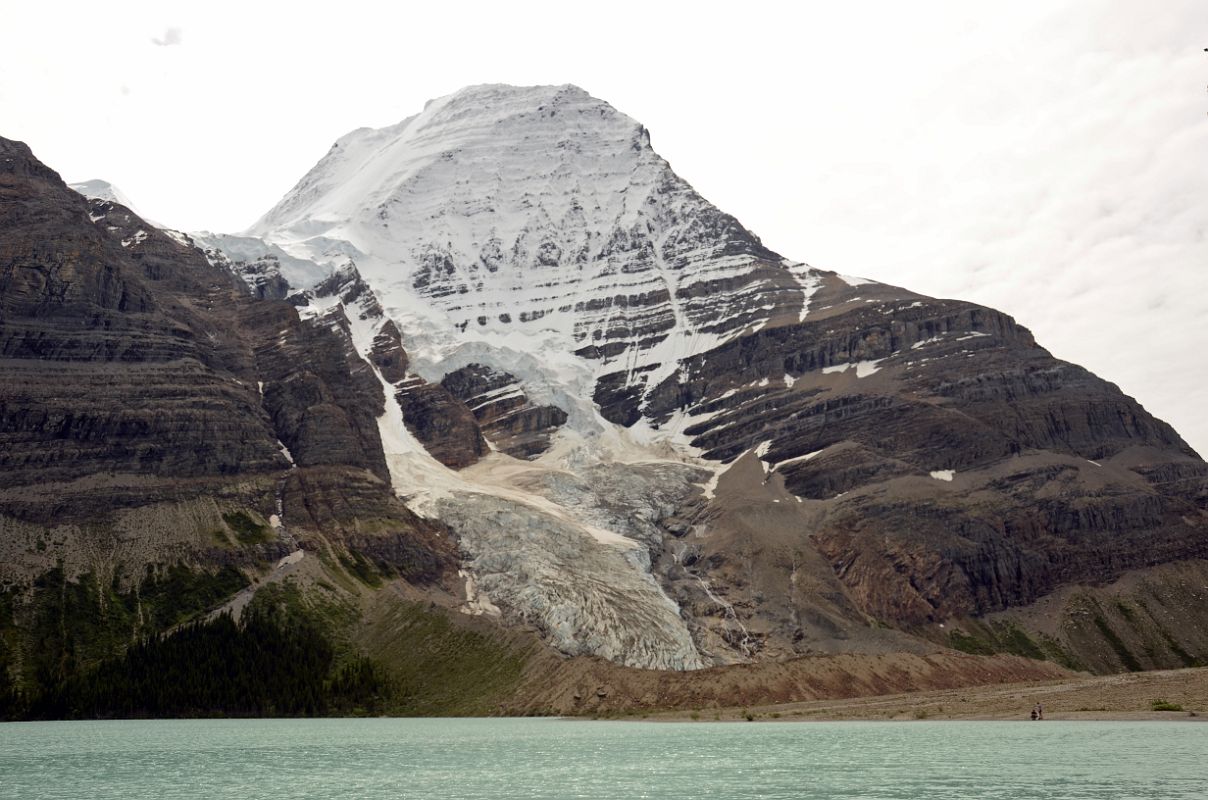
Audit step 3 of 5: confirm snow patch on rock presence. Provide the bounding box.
[823,358,884,377]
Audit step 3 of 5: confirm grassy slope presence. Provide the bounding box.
[356,589,537,716]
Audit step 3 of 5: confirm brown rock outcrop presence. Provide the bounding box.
[441,363,567,459]
[611,273,1207,655]
[394,377,488,469]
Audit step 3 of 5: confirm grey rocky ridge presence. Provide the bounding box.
[1,83,1206,715]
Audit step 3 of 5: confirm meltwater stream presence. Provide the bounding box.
[1,718,1205,799]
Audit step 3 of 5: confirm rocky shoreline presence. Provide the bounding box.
[637,666,1208,722]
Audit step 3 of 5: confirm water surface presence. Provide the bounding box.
[1,718,1204,799]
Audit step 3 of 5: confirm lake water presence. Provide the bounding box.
[1,718,1205,799]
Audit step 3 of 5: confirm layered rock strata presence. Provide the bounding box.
[441,364,567,459]
[0,137,455,596]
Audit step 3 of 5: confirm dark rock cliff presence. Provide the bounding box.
[301,264,490,471]
[441,364,567,459]
[394,377,489,469]
[0,136,455,585]
[1,142,284,491]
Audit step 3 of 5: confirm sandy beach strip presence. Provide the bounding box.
[635,666,1208,722]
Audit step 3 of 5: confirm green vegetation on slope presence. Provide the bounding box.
[0,538,534,720]
[12,578,392,719]
[0,563,249,717]
[1091,613,1143,672]
[33,606,391,719]
[946,620,1085,671]
[0,587,19,719]
[360,598,532,716]
[0,543,528,720]
[221,511,275,545]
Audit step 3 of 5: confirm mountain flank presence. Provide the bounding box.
[1,84,1206,717]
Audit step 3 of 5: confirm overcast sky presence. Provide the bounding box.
[4,0,1206,454]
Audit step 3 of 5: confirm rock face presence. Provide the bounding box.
[393,377,488,469]
[242,299,390,480]
[441,364,567,458]
[626,275,1207,636]
[1,140,283,493]
[0,136,455,591]
[190,232,332,300]
[296,262,491,471]
[368,320,409,383]
[206,247,292,300]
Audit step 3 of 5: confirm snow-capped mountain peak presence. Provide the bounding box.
[70,179,141,215]
[249,84,821,407]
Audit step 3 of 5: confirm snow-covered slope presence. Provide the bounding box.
[250,84,821,414]
[190,231,332,297]
[70,179,143,216]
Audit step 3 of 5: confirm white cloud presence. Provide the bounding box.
[150,26,182,47]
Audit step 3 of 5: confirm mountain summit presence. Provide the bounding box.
[250,84,819,413]
[69,178,142,215]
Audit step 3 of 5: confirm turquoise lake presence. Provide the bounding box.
[1,718,1205,799]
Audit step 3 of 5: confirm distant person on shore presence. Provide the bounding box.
[1030,706,1038,720]
[1037,703,1044,720]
